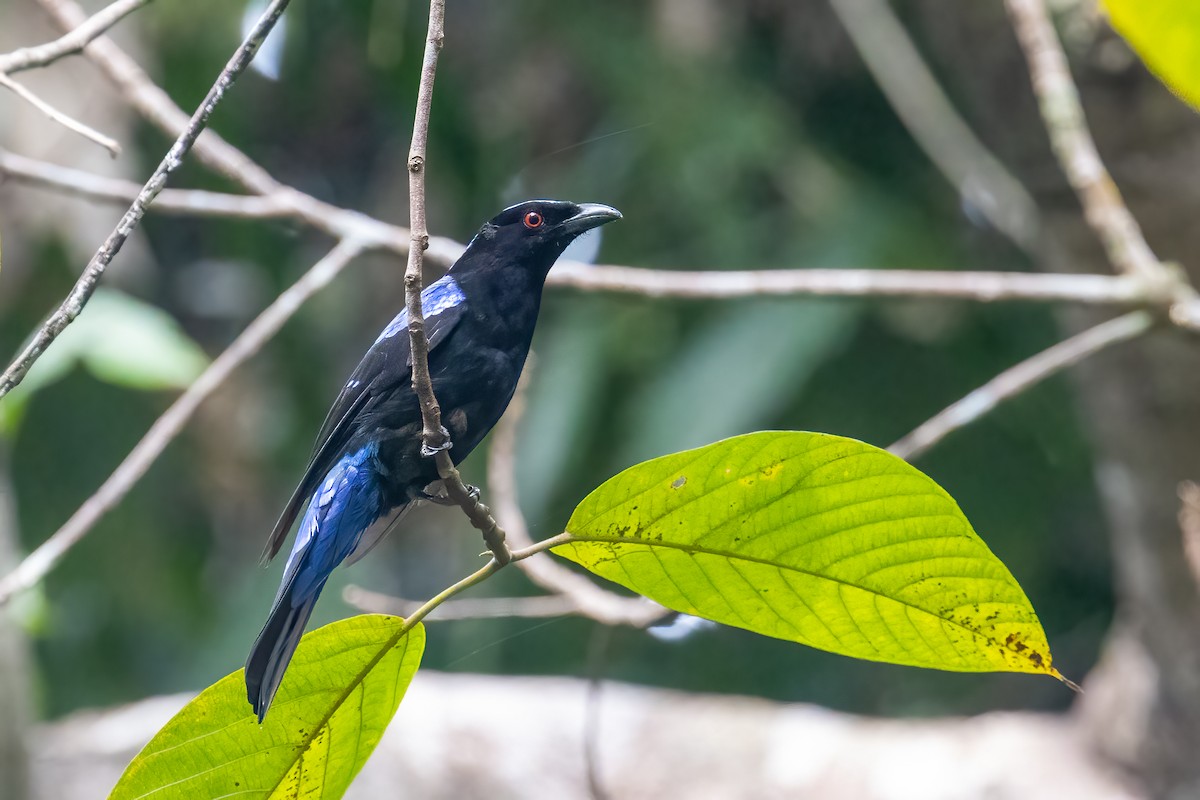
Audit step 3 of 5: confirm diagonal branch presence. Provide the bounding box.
[0,148,292,218]
[401,0,512,565]
[0,0,149,74]
[33,0,427,255]
[889,310,1155,460]
[343,585,580,621]
[1003,0,1163,285]
[0,239,367,607]
[828,0,1038,251]
[487,365,667,627]
[0,73,120,155]
[0,0,292,400]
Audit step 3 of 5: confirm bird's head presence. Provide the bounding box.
[460,199,622,277]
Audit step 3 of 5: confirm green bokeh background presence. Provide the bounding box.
[0,0,1108,722]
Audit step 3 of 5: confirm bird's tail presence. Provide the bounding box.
[245,573,327,722]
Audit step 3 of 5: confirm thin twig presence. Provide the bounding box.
[1179,482,1200,588]
[0,73,120,156]
[548,261,1149,305]
[583,624,614,800]
[0,148,291,219]
[343,584,579,621]
[0,149,1161,306]
[828,0,1038,251]
[400,0,512,564]
[395,532,576,635]
[1003,0,1162,284]
[0,0,292,400]
[31,0,1200,326]
[0,146,1175,308]
[0,0,149,74]
[0,240,367,607]
[889,310,1154,460]
[35,0,456,255]
[489,366,667,627]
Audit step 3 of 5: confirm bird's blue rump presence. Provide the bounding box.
[245,444,387,721]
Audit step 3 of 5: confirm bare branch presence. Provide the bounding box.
[0,240,367,607]
[488,366,667,627]
[1179,482,1200,588]
[0,148,291,219]
[548,261,1148,305]
[0,0,149,74]
[36,0,281,195]
[1004,0,1164,286]
[0,150,1160,308]
[343,584,579,621]
[828,0,1038,251]
[0,0,292,400]
[0,73,120,155]
[33,0,419,254]
[400,0,512,564]
[890,310,1154,460]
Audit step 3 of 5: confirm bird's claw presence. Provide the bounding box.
[420,489,456,506]
[419,483,481,505]
[420,426,453,457]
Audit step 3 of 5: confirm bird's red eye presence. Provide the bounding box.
[523,211,544,229]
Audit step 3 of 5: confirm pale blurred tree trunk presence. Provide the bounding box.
[904,2,1200,796]
[0,452,33,800]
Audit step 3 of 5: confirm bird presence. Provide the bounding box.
[245,199,621,721]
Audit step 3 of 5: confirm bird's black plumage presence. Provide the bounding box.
[245,199,621,720]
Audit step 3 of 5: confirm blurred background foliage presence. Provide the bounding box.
[0,0,1108,722]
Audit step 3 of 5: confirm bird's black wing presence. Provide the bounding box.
[260,298,466,563]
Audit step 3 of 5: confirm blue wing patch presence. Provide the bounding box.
[283,442,386,600]
[375,275,466,344]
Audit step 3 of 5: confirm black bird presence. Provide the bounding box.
[246,199,621,720]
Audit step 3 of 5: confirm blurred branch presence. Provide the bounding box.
[0,148,1163,307]
[0,454,32,800]
[0,148,293,219]
[0,0,293,400]
[0,0,148,74]
[1179,482,1200,587]
[25,0,1200,331]
[34,0,449,259]
[890,310,1154,460]
[343,584,578,621]
[0,240,367,607]
[0,73,120,155]
[828,0,1038,251]
[1003,0,1162,285]
[488,366,667,627]
[549,262,1147,305]
[0,0,148,157]
[401,0,513,565]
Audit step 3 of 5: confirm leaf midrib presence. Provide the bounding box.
[258,618,417,799]
[559,535,1043,662]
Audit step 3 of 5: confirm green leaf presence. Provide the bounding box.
[110,615,424,800]
[75,289,210,390]
[0,289,209,435]
[1103,0,1200,110]
[557,431,1061,679]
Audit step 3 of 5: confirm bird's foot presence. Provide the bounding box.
[419,482,481,505]
[421,426,454,457]
[419,487,456,506]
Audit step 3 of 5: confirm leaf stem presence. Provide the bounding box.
[398,533,575,634]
